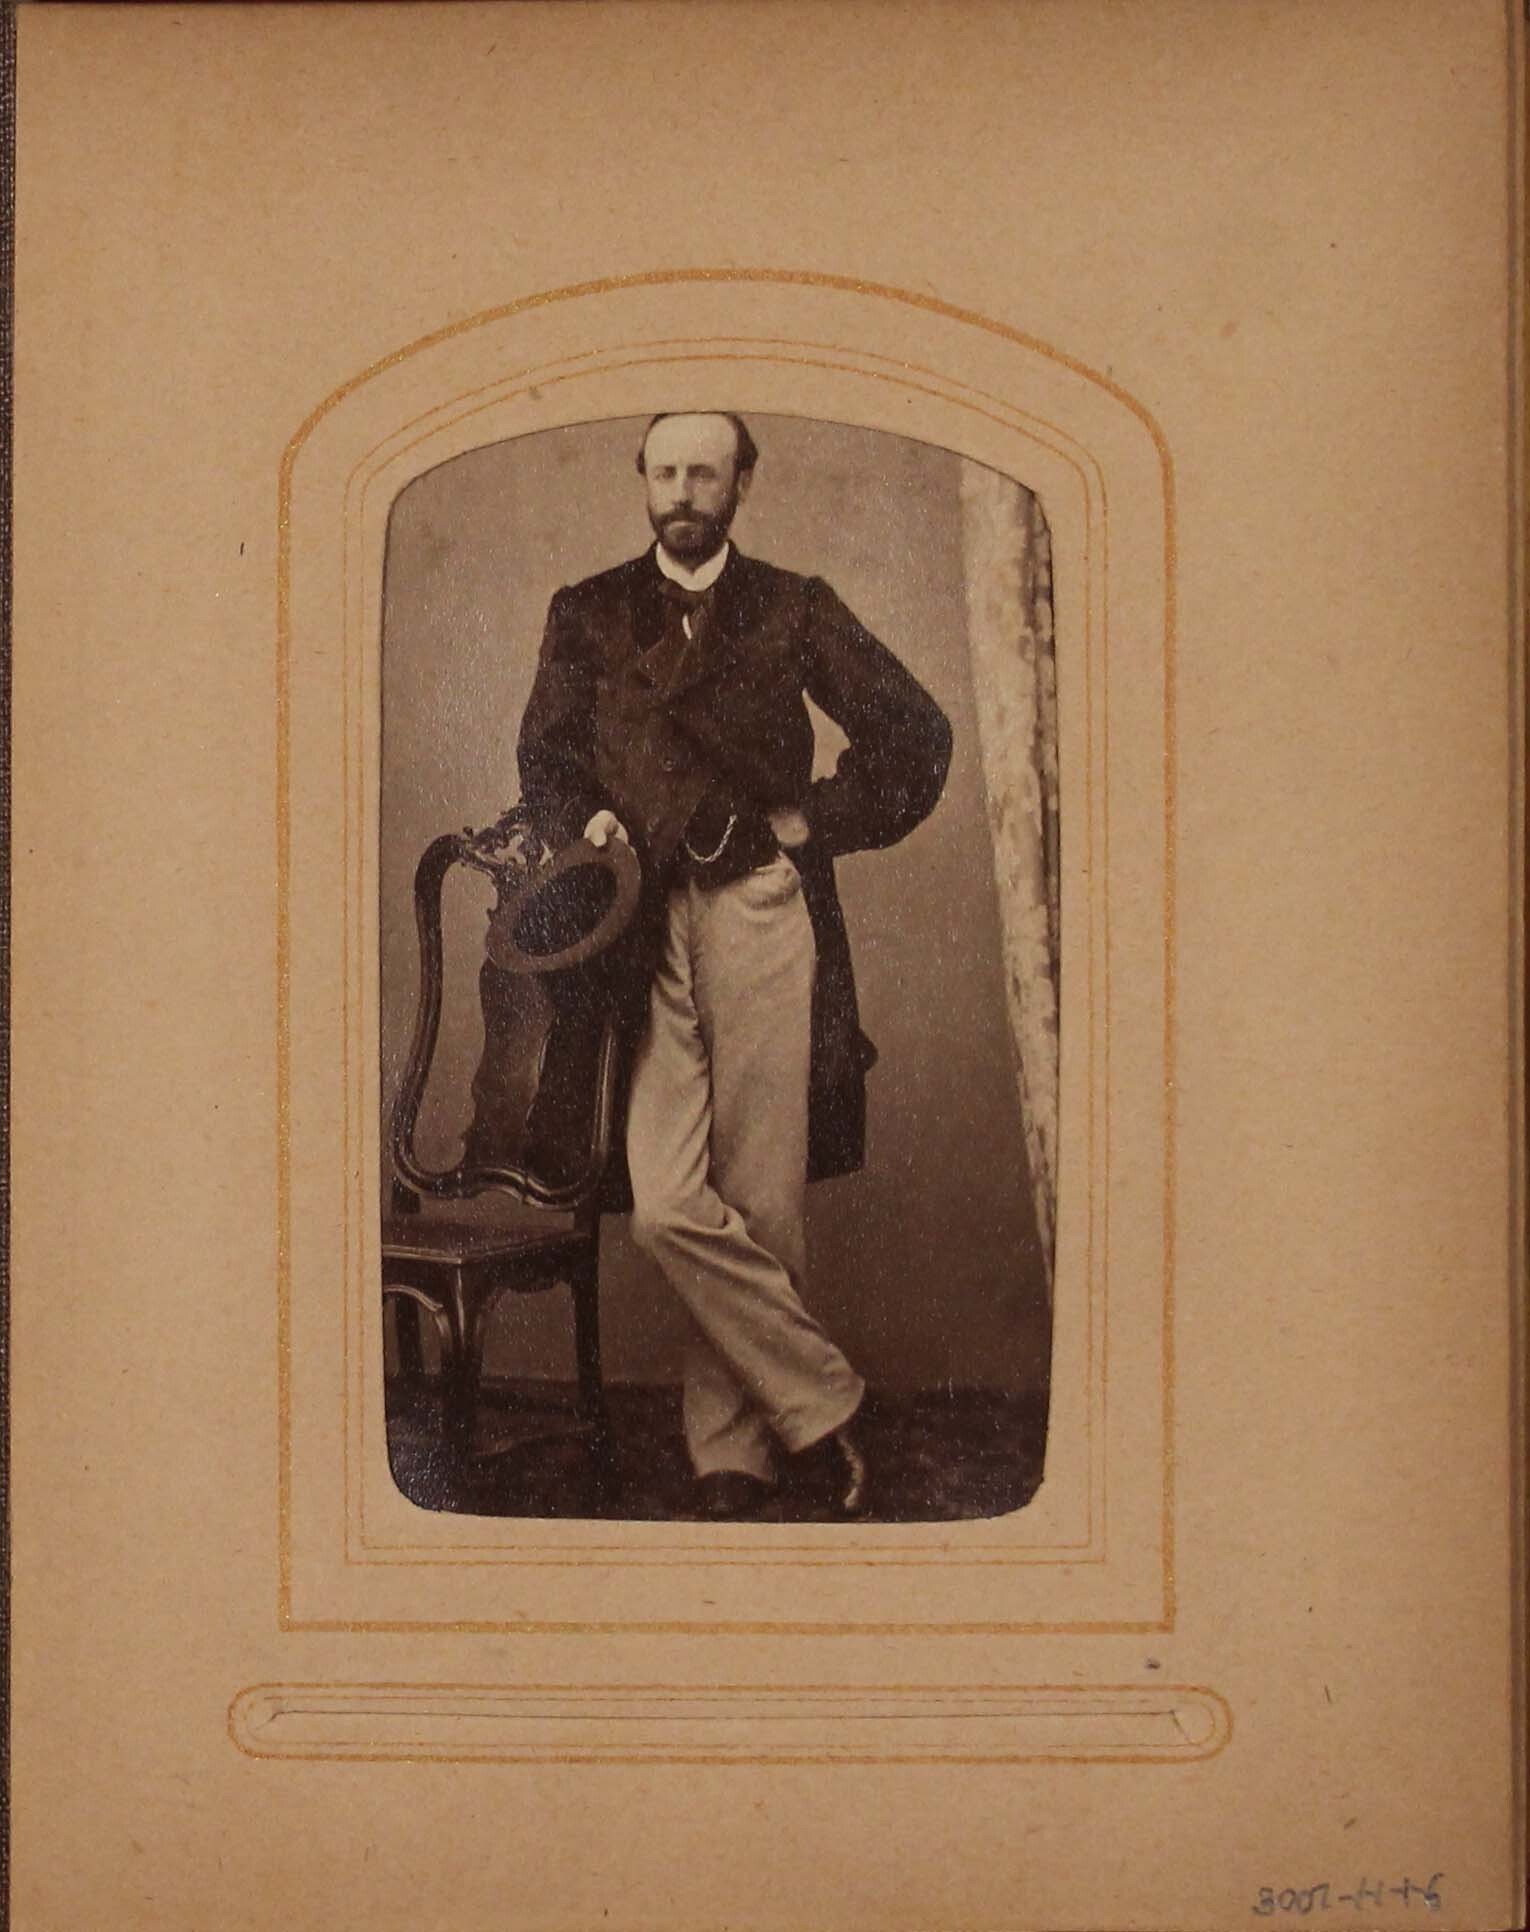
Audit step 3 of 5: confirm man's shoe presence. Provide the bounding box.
[788,1423,872,1517]
[694,1471,775,1521]
[831,1425,870,1516]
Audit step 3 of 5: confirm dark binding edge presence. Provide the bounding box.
[1,0,16,1916]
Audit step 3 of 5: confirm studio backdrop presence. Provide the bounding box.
[379,413,1058,1400]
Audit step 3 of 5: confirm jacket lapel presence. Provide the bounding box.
[700,551,765,690]
[636,549,769,701]
[623,556,664,670]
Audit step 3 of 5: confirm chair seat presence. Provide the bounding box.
[381,1214,588,1266]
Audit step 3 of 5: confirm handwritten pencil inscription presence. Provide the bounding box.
[1252,1877,1443,1916]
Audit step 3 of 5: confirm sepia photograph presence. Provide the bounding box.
[379,410,1060,1524]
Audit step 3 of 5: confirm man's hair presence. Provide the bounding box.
[635,412,759,479]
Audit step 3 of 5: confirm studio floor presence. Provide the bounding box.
[386,1379,1050,1523]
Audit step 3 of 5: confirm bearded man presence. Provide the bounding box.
[517,411,951,1518]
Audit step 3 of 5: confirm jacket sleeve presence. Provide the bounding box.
[515,587,609,845]
[801,576,954,857]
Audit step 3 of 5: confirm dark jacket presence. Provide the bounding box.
[515,546,952,1199]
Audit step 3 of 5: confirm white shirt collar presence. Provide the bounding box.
[653,540,731,593]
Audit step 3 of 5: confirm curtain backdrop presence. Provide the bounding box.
[958,464,1060,1293]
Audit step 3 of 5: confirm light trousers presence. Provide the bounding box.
[626,852,866,1480]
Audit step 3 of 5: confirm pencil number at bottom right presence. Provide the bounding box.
[1252,1877,1444,1916]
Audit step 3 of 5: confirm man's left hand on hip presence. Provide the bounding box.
[767,804,810,849]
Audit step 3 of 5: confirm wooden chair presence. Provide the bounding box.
[383,814,636,1483]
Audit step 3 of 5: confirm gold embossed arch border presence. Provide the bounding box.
[276,270,1176,1637]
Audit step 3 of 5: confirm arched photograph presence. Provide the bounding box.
[379,411,1058,1523]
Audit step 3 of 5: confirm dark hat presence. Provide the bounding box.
[485,833,642,975]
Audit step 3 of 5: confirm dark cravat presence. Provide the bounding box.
[657,576,713,643]
[658,578,709,614]
[647,576,715,693]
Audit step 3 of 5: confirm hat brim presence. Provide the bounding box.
[484,835,642,975]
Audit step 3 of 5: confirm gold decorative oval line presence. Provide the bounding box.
[229,1679,1230,1767]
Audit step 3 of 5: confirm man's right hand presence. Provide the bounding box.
[583,810,630,849]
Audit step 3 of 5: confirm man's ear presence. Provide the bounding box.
[735,468,753,507]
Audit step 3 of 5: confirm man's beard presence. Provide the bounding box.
[650,491,738,565]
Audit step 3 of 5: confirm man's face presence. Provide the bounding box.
[642,413,751,564]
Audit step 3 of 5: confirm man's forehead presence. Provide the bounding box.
[643,413,740,467]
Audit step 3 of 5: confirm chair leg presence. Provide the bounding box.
[394,1296,427,1386]
[442,1269,480,1469]
[570,1241,618,1511]
[571,1239,607,1429]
